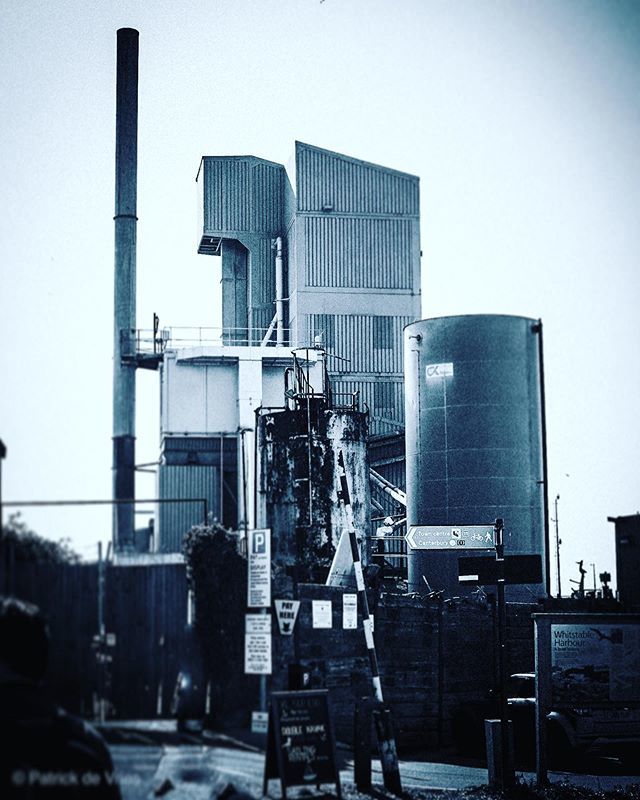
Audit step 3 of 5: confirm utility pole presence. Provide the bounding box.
[238,427,250,555]
[98,541,107,723]
[0,439,6,594]
[494,517,514,790]
[554,494,561,598]
[0,439,5,539]
[590,562,596,592]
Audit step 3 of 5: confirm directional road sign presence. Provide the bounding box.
[405,525,495,550]
[458,554,543,585]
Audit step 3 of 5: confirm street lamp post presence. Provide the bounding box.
[554,494,561,598]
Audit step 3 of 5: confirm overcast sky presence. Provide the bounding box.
[1,0,638,589]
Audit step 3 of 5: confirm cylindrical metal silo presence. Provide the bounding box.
[258,404,370,580]
[404,315,547,600]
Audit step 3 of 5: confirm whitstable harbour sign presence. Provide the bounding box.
[550,621,640,704]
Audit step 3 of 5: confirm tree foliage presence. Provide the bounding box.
[2,513,81,564]
[182,523,257,724]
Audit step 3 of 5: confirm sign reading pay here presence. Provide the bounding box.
[274,599,300,635]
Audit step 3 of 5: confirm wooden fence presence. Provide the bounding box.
[7,560,189,719]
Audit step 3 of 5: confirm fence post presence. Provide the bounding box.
[354,697,372,792]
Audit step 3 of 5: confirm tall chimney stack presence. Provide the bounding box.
[112,28,139,551]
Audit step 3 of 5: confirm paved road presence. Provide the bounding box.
[110,742,640,800]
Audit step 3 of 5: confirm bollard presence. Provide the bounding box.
[373,705,402,795]
[354,697,372,792]
[485,718,515,790]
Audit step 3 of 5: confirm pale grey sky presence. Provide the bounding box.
[1,0,638,587]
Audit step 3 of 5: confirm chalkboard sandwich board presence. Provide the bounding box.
[263,689,341,799]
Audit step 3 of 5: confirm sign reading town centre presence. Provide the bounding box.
[405,525,495,550]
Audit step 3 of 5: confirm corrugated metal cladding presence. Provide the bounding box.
[332,378,404,436]
[253,162,284,233]
[252,237,276,305]
[202,157,284,235]
[163,436,235,464]
[252,305,276,340]
[308,314,413,374]
[369,432,405,466]
[158,466,218,553]
[296,143,419,215]
[204,159,251,232]
[304,217,414,289]
[157,437,238,552]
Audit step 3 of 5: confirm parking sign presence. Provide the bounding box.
[248,528,271,608]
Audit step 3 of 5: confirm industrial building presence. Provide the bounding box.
[11,25,632,760]
[6,25,565,743]
[111,29,548,601]
[196,141,421,434]
[156,344,294,551]
[146,142,422,554]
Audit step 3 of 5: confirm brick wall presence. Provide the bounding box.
[273,584,537,750]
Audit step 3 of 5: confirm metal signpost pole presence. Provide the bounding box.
[455,523,542,790]
[246,528,272,714]
[534,616,550,785]
[494,518,514,789]
[260,630,268,713]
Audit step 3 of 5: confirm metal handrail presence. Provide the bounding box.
[132,326,296,353]
[332,390,360,411]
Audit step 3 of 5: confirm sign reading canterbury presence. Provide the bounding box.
[406,525,494,550]
[248,528,271,608]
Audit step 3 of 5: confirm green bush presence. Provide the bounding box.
[2,513,81,564]
[182,523,257,725]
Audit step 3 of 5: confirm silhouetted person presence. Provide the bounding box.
[0,596,122,798]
